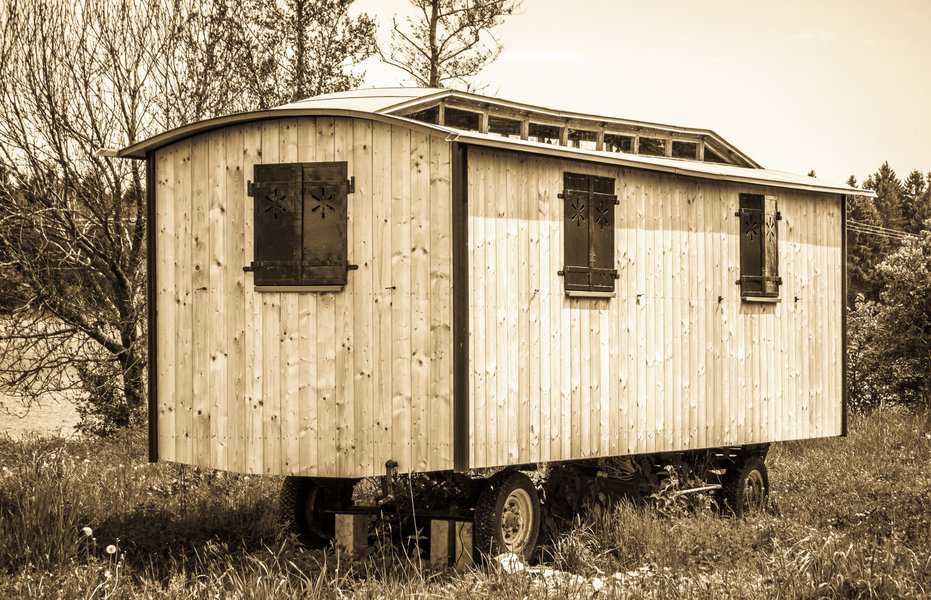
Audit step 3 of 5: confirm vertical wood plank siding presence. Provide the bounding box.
[466,147,844,468]
[153,118,453,476]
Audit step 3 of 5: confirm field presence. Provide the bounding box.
[0,408,929,599]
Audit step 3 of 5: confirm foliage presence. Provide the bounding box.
[0,409,929,597]
[380,0,520,89]
[848,225,931,409]
[0,0,376,433]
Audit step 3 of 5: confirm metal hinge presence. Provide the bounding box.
[247,180,255,197]
[347,176,355,194]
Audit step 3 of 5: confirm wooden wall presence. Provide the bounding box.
[153,117,453,477]
[466,147,843,469]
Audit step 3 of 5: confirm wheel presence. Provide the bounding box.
[279,477,353,546]
[721,455,769,516]
[474,470,541,562]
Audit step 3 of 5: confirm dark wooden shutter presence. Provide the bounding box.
[302,162,349,287]
[762,196,781,296]
[563,173,591,291]
[738,193,780,298]
[252,164,303,286]
[249,161,351,289]
[589,176,616,292]
[562,172,617,294]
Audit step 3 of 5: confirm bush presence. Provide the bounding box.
[848,224,931,410]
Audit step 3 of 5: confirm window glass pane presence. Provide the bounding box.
[671,140,698,159]
[639,137,666,156]
[568,128,597,150]
[444,107,481,131]
[488,115,521,138]
[408,106,438,124]
[703,146,728,163]
[528,122,560,144]
[604,133,633,153]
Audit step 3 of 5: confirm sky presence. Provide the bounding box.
[353,0,931,185]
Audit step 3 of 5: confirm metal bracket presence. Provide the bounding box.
[247,180,255,197]
[347,176,355,194]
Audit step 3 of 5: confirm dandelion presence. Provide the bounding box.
[105,544,117,555]
[81,526,93,537]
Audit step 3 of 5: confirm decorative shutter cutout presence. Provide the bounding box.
[252,164,303,286]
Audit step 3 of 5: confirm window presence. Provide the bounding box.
[704,146,727,164]
[638,137,666,156]
[604,133,633,153]
[528,122,560,144]
[567,128,597,150]
[444,107,481,131]
[247,161,352,290]
[488,115,521,138]
[561,172,617,295]
[408,106,438,124]
[738,193,781,299]
[671,140,698,159]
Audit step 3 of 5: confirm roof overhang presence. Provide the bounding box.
[116,107,873,198]
[447,128,874,197]
[116,107,446,160]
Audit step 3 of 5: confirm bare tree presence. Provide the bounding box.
[238,0,377,108]
[380,0,520,89]
[0,0,376,433]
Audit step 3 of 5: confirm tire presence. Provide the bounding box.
[279,477,353,547]
[721,455,769,516]
[474,470,541,562]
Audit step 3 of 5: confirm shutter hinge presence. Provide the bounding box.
[557,269,565,276]
[243,264,256,272]
[247,181,255,197]
[557,191,565,199]
[347,264,359,271]
[347,176,355,194]
[776,211,783,221]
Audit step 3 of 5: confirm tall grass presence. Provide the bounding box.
[0,408,928,598]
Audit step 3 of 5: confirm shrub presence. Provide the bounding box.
[848,223,931,411]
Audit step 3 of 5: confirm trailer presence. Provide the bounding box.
[118,87,873,561]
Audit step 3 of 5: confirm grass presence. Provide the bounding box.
[0,408,929,599]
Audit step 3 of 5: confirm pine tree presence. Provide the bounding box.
[902,170,931,234]
[864,162,905,230]
[847,192,890,302]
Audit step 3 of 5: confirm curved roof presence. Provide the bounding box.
[117,89,872,198]
[276,87,445,113]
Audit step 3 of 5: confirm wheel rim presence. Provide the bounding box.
[500,488,533,551]
[743,469,765,510]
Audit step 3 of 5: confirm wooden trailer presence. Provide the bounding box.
[118,88,873,560]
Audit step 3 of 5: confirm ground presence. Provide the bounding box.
[0,408,929,599]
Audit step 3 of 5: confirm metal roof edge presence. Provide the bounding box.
[448,131,875,198]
